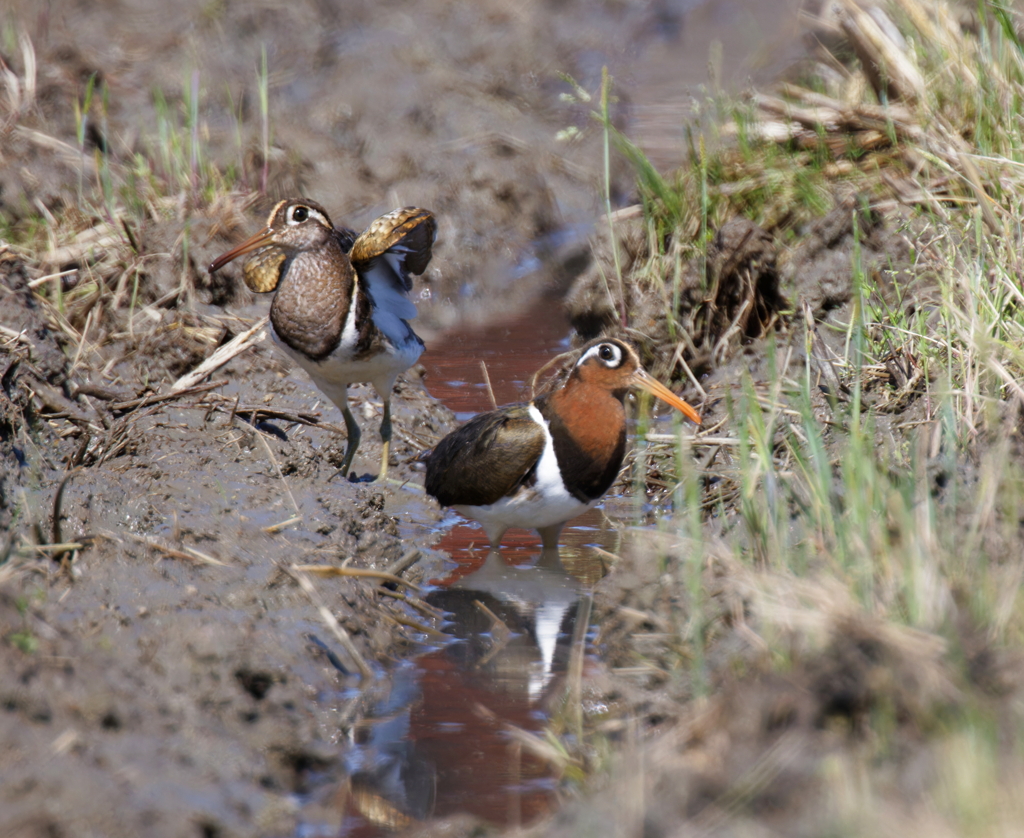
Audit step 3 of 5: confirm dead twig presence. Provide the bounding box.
[50,467,82,563]
[117,531,230,566]
[474,599,513,667]
[24,542,86,555]
[263,516,301,533]
[110,379,227,412]
[194,393,347,434]
[384,549,422,578]
[290,564,421,591]
[170,316,268,393]
[480,360,498,410]
[644,433,740,446]
[381,610,446,637]
[287,565,375,680]
[26,375,101,431]
[377,588,445,620]
[254,430,301,517]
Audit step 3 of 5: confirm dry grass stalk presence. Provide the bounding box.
[170,317,268,393]
[375,588,444,620]
[378,609,446,637]
[290,564,421,591]
[109,380,227,412]
[838,0,926,103]
[117,531,230,566]
[384,548,423,578]
[262,515,301,533]
[287,565,375,680]
[24,543,86,555]
[253,428,301,517]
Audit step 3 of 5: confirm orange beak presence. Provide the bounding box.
[208,227,275,273]
[632,369,702,425]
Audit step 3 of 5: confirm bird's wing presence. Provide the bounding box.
[350,208,436,338]
[425,405,546,507]
[333,225,358,254]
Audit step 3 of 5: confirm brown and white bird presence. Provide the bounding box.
[424,338,701,551]
[209,199,436,480]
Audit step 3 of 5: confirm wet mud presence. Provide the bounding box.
[0,0,990,837]
[1,247,455,836]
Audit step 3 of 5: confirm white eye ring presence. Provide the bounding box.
[285,205,329,228]
[579,342,623,368]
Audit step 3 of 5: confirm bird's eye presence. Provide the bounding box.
[290,206,309,223]
[578,341,624,369]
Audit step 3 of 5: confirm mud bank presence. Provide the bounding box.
[6,0,1023,836]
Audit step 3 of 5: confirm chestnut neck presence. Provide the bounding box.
[540,375,628,501]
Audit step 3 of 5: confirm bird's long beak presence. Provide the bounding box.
[632,369,702,425]
[208,227,275,273]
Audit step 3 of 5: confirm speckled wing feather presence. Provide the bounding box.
[425,405,546,507]
[350,207,436,342]
[350,207,436,289]
[242,247,287,293]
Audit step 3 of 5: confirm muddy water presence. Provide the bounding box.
[328,306,604,835]
[336,294,690,834]
[337,551,592,835]
[421,297,573,419]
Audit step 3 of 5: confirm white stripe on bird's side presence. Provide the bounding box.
[452,404,595,545]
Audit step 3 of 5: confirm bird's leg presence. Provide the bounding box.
[537,523,565,552]
[339,402,362,479]
[377,397,392,481]
[483,548,507,566]
[484,523,509,552]
[538,543,563,567]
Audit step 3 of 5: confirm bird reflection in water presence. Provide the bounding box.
[332,543,599,836]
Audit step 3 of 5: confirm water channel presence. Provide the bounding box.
[298,0,805,831]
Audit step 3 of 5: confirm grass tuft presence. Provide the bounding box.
[549,2,1024,833]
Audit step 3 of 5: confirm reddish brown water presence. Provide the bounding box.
[420,297,629,569]
[336,302,610,835]
[330,0,808,828]
[339,547,594,835]
[421,298,573,418]
[431,511,612,585]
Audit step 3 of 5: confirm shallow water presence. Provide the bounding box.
[421,298,573,419]
[329,288,695,833]
[336,550,592,835]
[300,0,805,826]
[322,301,602,833]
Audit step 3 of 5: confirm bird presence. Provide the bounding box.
[209,198,437,481]
[424,337,701,551]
